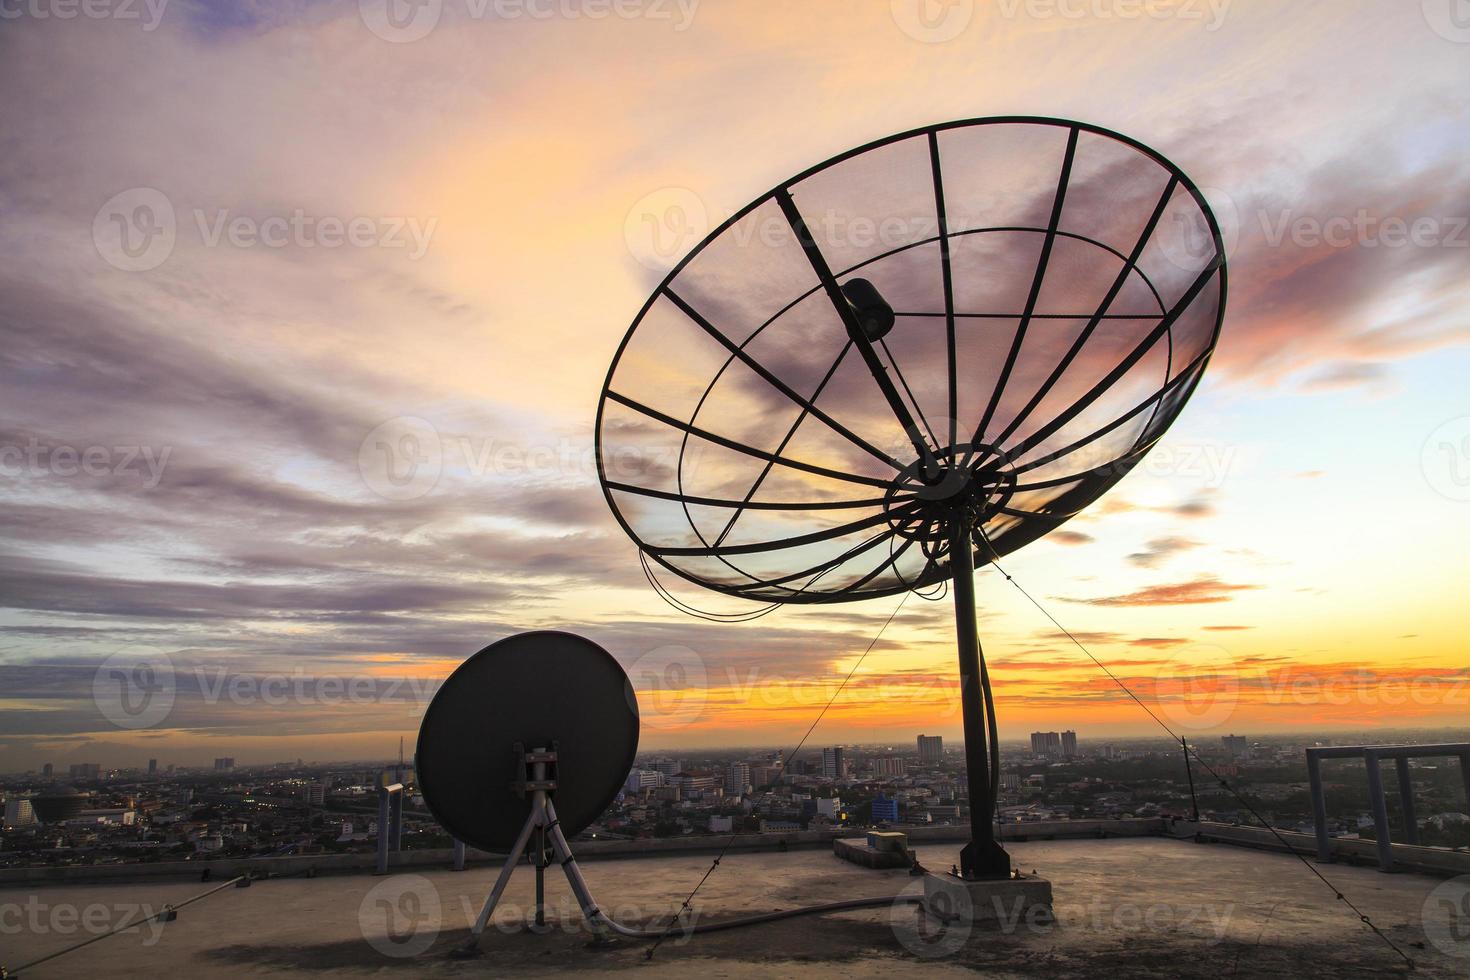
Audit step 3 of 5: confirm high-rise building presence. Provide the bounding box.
[1062,731,1078,758]
[4,798,36,827]
[214,758,235,771]
[821,746,846,780]
[871,792,899,822]
[725,762,751,796]
[648,758,682,777]
[1222,735,1249,760]
[1030,732,1061,758]
[69,763,101,779]
[917,735,943,764]
[304,783,328,806]
[147,759,158,775]
[873,756,906,777]
[41,763,54,778]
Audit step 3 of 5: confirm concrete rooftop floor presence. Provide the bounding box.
[4,837,1466,978]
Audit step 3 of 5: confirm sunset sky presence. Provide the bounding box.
[1,1,1468,770]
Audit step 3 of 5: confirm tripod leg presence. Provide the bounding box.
[467,805,541,943]
[542,799,616,944]
[534,825,547,929]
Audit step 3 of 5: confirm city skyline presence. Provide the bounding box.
[2,3,1469,770]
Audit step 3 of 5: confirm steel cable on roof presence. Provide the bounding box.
[975,525,1416,972]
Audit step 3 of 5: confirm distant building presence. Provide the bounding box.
[674,773,716,795]
[214,758,235,771]
[822,747,847,780]
[872,756,906,778]
[1222,735,1249,760]
[917,735,944,764]
[624,770,664,793]
[1062,731,1078,758]
[648,758,682,777]
[708,815,733,833]
[748,762,783,788]
[69,763,101,779]
[759,819,801,833]
[725,762,751,796]
[304,783,329,806]
[1030,732,1061,758]
[871,793,899,822]
[147,759,158,775]
[4,798,36,827]
[41,763,54,778]
[816,797,842,819]
[74,808,136,826]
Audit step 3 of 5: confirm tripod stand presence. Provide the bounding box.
[460,743,616,951]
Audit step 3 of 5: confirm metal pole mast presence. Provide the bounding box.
[950,519,1011,879]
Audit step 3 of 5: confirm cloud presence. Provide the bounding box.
[1162,494,1217,519]
[1125,535,1204,569]
[1048,530,1094,546]
[1061,576,1260,607]
[1298,360,1391,393]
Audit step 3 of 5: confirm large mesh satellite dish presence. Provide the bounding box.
[596,117,1225,878]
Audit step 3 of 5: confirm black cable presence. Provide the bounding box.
[605,894,922,939]
[976,529,1415,972]
[4,875,249,976]
[644,590,911,960]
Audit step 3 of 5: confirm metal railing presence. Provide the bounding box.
[1306,742,1470,871]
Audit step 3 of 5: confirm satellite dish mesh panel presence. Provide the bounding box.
[597,117,1225,605]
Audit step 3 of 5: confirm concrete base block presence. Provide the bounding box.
[921,871,1053,923]
[833,836,912,869]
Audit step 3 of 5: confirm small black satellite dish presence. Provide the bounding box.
[416,631,639,853]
